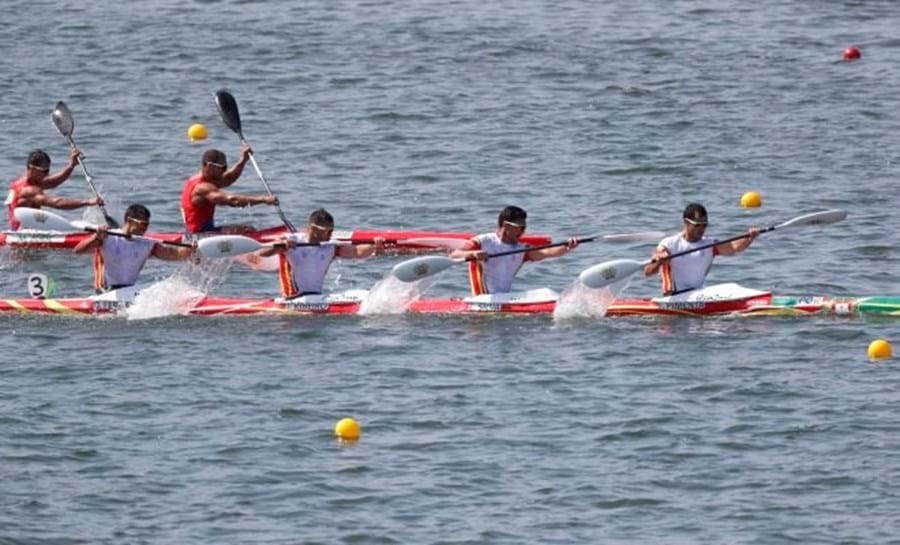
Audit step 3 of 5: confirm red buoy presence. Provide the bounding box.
[842,46,861,61]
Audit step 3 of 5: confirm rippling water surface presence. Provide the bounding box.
[2,1,899,543]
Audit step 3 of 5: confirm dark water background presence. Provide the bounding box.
[1,1,899,543]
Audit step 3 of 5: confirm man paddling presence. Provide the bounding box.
[74,204,195,293]
[260,208,383,298]
[449,206,578,295]
[6,149,103,230]
[644,203,759,295]
[181,146,279,234]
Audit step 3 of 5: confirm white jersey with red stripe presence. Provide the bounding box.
[96,236,157,289]
[278,236,337,296]
[658,232,718,294]
[467,233,530,295]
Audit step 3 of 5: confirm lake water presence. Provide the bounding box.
[1,1,899,543]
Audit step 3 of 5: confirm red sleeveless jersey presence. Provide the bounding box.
[180,174,215,233]
[6,177,31,230]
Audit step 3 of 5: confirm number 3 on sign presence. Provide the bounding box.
[27,273,49,299]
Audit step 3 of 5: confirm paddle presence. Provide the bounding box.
[50,101,119,228]
[391,230,667,283]
[579,209,848,290]
[214,89,296,232]
[198,234,469,259]
[14,207,193,248]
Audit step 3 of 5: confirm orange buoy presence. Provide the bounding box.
[187,123,209,142]
[335,417,361,441]
[868,339,892,360]
[740,191,762,208]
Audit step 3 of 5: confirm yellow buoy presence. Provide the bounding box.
[867,339,893,360]
[740,191,762,208]
[187,123,208,142]
[334,417,361,440]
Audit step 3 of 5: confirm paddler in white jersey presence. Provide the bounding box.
[73,204,196,293]
[644,203,759,295]
[450,205,579,295]
[259,208,384,298]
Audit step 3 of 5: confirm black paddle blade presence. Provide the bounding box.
[51,101,75,137]
[214,90,242,135]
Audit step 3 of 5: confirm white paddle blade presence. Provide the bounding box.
[776,209,846,229]
[599,231,667,243]
[198,235,266,258]
[391,256,460,282]
[398,237,471,250]
[14,207,75,231]
[579,259,647,289]
[70,220,99,231]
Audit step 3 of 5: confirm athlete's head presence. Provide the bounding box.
[497,206,527,243]
[683,203,708,223]
[25,149,51,181]
[124,204,151,235]
[497,206,527,228]
[201,149,228,183]
[308,208,334,242]
[682,203,708,242]
[27,149,51,169]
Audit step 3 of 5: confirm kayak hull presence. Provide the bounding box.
[2,291,898,317]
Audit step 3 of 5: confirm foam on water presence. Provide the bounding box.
[0,248,13,271]
[358,274,435,315]
[552,277,631,320]
[125,276,206,320]
[125,258,232,320]
[181,256,234,294]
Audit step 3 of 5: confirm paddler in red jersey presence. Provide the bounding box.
[644,203,759,295]
[450,205,579,295]
[74,204,196,293]
[260,208,383,298]
[181,146,279,234]
[6,149,103,230]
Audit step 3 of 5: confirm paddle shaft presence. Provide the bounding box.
[272,238,399,249]
[236,135,294,233]
[200,231,468,259]
[658,227,770,262]
[215,91,296,232]
[59,130,117,228]
[84,227,193,248]
[464,237,584,261]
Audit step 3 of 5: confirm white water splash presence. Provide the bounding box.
[0,248,13,271]
[79,207,109,228]
[552,277,631,320]
[125,277,206,320]
[124,257,232,320]
[180,256,234,294]
[358,275,435,315]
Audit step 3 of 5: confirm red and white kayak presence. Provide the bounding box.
[187,284,900,317]
[0,226,552,253]
[1,284,898,317]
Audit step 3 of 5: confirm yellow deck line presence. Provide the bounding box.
[2,300,30,313]
[41,299,82,315]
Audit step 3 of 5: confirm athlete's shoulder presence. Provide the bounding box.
[468,232,493,248]
[658,232,682,248]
